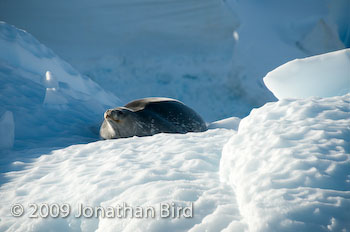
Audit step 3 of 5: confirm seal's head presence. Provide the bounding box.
[104,108,127,123]
[100,107,140,139]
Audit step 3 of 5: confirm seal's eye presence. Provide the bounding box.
[111,110,124,121]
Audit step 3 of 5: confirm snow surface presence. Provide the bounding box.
[1,94,349,232]
[0,1,350,231]
[263,48,350,99]
[0,129,245,232]
[221,94,350,232]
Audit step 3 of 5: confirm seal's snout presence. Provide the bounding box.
[104,109,113,119]
[104,109,125,122]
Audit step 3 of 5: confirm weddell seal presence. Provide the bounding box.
[100,97,207,139]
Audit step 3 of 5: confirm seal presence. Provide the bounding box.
[100,97,207,139]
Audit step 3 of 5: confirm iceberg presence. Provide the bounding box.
[0,111,15,149]
[0,22,118,149]
[263,49,350,99]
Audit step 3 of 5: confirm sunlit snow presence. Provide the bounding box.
[0,0,349,231]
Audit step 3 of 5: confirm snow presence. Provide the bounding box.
[208,117,241,131]
[0,0,349,231]
[0,111,15,149]
[264,49,350,99]
[0,129,245,232]
[1,94,349,231]
[220,94,350,232]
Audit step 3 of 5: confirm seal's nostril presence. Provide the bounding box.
[104,109,113,119]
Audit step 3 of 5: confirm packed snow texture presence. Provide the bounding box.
[263,48,350,99]
[220,94,350,232]
[1,94,349,232]
[0,129,246,232]
[0,22,118,150]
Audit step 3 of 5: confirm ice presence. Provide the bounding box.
[42,71,69,109]
[208,117,241,131]
[0,22,118,108]
[263,48,350,99]
[0,1,348,121]
[0,0,238,61]
[225,0,348,110]
[328,0,350,47]
[297,19,345,55]
[0,0,254,121]
[0,111,15,149]
[0,22,118,150]
[0,1,349,231]
[43,88,69,110]
[44,71,59,89]
[220,94,350,232]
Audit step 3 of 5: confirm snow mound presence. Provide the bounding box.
[220,94,350,232]
[0,129,246,232]
[0,22,119,150]
[263,49,350,99]
[1,92,349,231]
